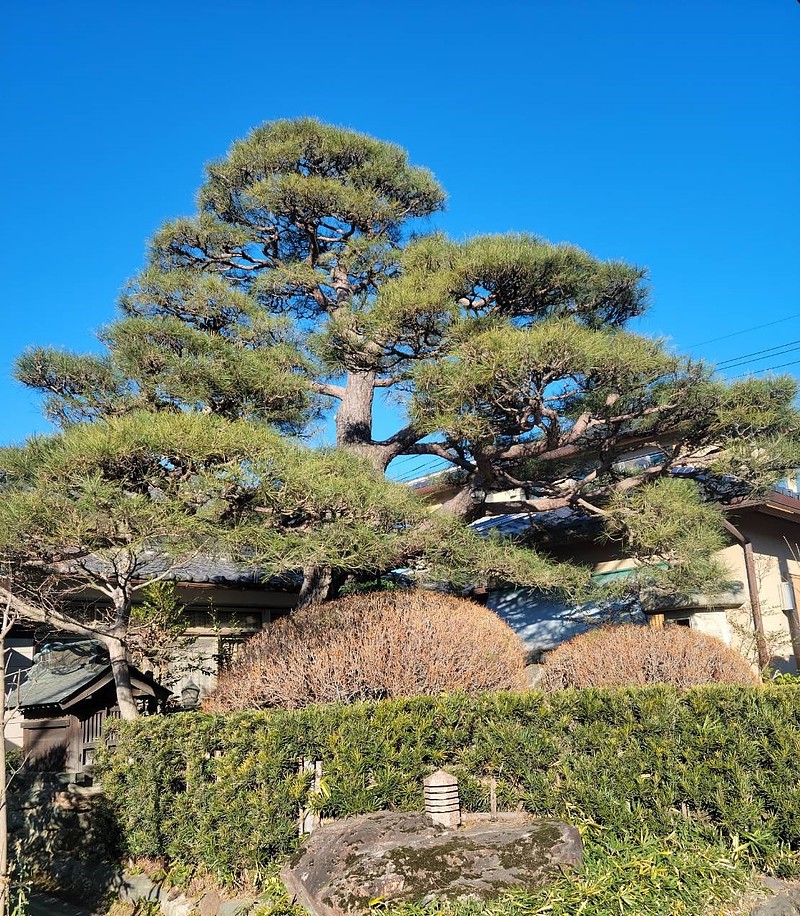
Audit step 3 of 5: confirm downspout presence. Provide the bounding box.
[722,519,770,669]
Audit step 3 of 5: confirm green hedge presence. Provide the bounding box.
[97,686,800,886]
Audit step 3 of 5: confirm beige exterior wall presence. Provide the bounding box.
[542,506,800,670]
[720,513,800,673]
[167,585,297,707]
[5,637,35,751]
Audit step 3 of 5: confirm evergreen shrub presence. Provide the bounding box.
[97,686,800,887]
[539,624,760,690]
[205,591,527,711]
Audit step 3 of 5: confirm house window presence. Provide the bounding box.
[217,635,249,669]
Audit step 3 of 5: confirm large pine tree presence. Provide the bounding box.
[12,118,800,604]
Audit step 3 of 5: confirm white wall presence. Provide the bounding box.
[5,638,34,751]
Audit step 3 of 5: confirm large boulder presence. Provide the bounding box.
[281,811,582,915]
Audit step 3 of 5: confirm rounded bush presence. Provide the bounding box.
[539,623,760,691]
[206,590,527,711]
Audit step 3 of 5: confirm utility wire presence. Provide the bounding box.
[395,464,451,483]
[730,357,800,380]
[390,456,451,482]
[688,313,800,348]
[716,339,800,370]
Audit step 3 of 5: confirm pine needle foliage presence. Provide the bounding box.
[11,118,800,602]
[0,410,587,661]
[603,478,732,593]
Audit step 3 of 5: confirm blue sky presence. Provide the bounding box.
[1,0,798,460]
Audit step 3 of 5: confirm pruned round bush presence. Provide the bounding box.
[206,590,527,711]
[539,624,760,691]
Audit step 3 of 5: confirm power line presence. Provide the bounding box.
[390,456,451,482]
[717,338,800,369]
[688,313,800,348]
[731,357,800,380]
[398,466,450,483]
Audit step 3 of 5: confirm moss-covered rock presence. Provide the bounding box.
[280,811,582,915]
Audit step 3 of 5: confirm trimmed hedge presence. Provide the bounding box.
[206,590,527,711]
[97,686,800,886]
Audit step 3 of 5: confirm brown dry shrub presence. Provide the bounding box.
[205,590,528,711]
[539,624,760,691]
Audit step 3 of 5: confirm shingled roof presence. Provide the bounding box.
[64,552,302,589]
[13,639,170,712]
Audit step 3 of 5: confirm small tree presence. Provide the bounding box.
[0,414,235,718]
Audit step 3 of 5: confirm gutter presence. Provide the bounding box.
[721,519,770,669]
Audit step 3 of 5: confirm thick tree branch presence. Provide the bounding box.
[309,380,346,399]
[0,585,118,642]
[404,441,475,473]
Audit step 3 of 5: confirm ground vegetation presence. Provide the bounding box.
[99,686,800,887]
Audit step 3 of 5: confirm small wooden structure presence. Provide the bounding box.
[16,640,170,773]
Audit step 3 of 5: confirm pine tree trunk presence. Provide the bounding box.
[437,484,483,521]
[336,372,376,452]
[297,566,335,608]
[103,636,138,721]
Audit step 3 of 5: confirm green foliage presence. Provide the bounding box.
[409,318,679,442]
[14,347,133,426]
[416,515,590,594]
[9,883,29,916]
[604,479,731,593]
[11,117,800,602]
[132,582,185,636]
[128,581,190,681]
[97,686,800,890]
[768,671,800,685]
[378,232,648,332]
[0,408,599,608]
[0,411,428,582]
[17,118,447,427]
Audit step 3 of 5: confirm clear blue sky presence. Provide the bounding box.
[1,0,798,452]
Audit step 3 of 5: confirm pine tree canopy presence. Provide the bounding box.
[0,411,582,619]
[12,117,800,603]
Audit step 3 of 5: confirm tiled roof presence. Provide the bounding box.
[469,508,602,543]
[13,641,108,708]
[12,639,170,709]
[67,553,302,589]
